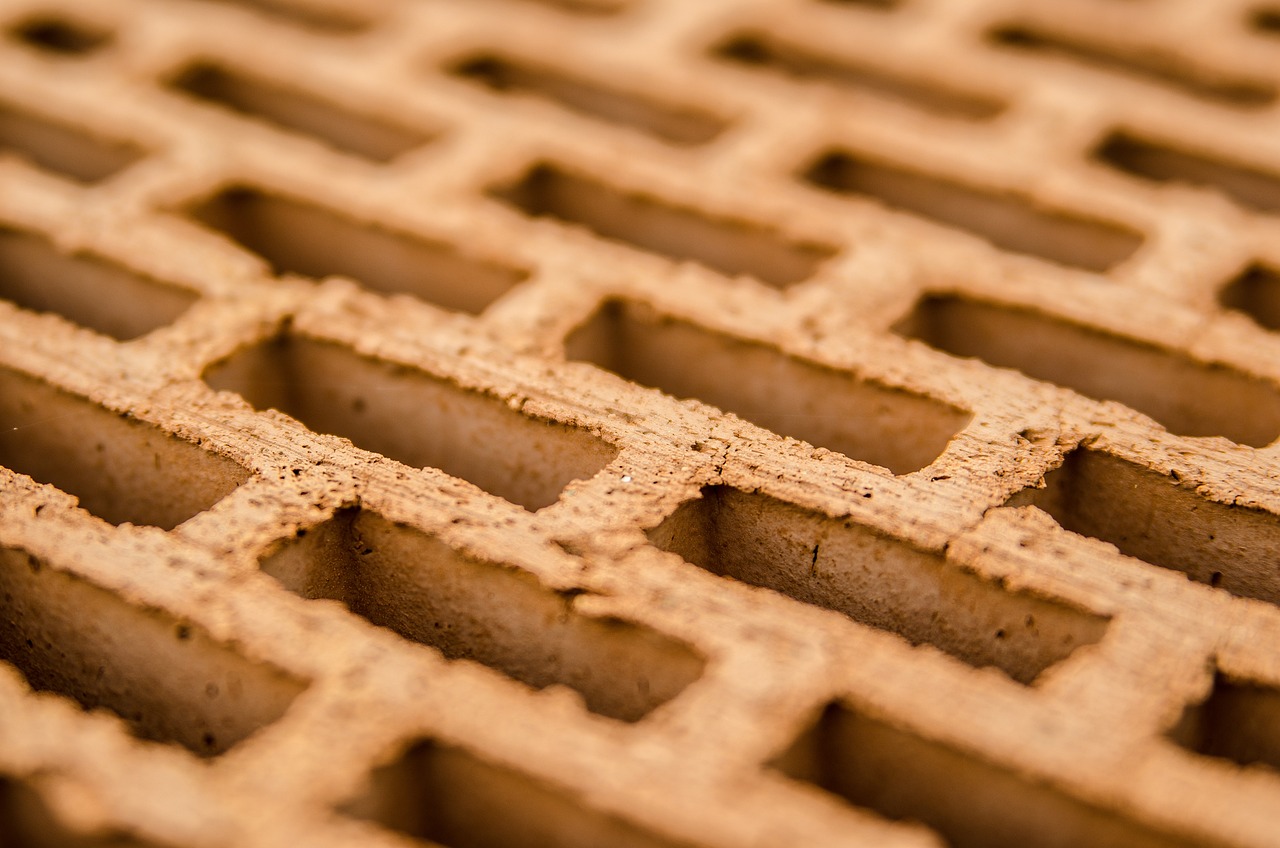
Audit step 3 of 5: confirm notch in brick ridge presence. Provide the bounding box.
[1093,129,1280,215]
[648,485,1108,685]
[894,293,1280,447]
[773,700,1201,848]
[0,546,306,757]
[448,51,727,146]
[989,24,1277,108]
[801,149,1143,272]
[566,299,969,475]
[489,161,838,289]
[711,31,1006,121]
[203,333,618,511]
[0,226,197,341]
[168,59,434,163]
[342,738,690,847]
[0,366,249,529]
[183,184,528,314]
[0,98,144,184]
[262,509,703,722]
[1007,447,1280,606]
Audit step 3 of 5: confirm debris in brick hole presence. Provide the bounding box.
[4,1,1280,847]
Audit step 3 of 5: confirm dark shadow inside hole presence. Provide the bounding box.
[168,60,433,162]
[0,775,174,848]
[491,161,837,289]
[774,701,1205,848]
[0,547,305,758]
[184,185,528,314]
[1007,447,1280,605]
[204,333,616,511]
[1220,263,1280,330]
[802,150,1142,271]
[566,299,970,474]
[7,15,110,54]
[1168,672,1280,771]
[0,366,248,529]
[648,484,1107,684]
[448,52,726,145]
[341,738,694,847]
[0,227,196,341]
[894,293,1280,447]
[260,509,703,722]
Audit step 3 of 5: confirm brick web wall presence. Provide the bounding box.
[2,0,1280,845]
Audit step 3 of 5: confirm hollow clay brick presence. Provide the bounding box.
[4,0,1280,846]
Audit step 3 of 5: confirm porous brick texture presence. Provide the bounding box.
[4,0,1280,845]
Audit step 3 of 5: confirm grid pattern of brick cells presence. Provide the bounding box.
[5,0,1280,845]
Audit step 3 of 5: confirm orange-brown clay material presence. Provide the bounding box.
[3,0,1280,846]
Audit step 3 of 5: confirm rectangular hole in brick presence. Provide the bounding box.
[894,294,1280,447]
[490,162,837,289]
[988,24,1276,108]
[448,52,726,146]
[342,739,692,848]
[168,60,433,163]
[711,32,1005,121]
[183,185,527,314]
[261,510,702,722]
[1092,130,1280,215]
[773,701,1201,848]
[566,300,969,474]
[647,486,1107,685]
[2,775,172,848]
[1006,447,1280,605]
[0,99,144,184]
[0,227,197,340]
[203,334,617,511]
[0,368,249,529]
[175,0,371,33]
[0,547,306,758]
[1169,671,1280,772]
[801,150,1142,272]
[6,13,112,55]
[1220,263,1280,330]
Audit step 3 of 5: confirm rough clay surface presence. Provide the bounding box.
[3,0,1280,846]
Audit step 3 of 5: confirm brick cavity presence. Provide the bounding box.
[204,334,617,511]
[0,367,249,529]
[648,485,1107,685]
[341,737,692,847]
[261,509,703,722]
[895,293,1280,447]
[184,185,528,314]
[1007,447,1280,605]
[773,700,1205,848]
[0,547,306,757]
[568,299,970,475]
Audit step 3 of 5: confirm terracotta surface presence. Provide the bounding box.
[3,0,1280,845]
